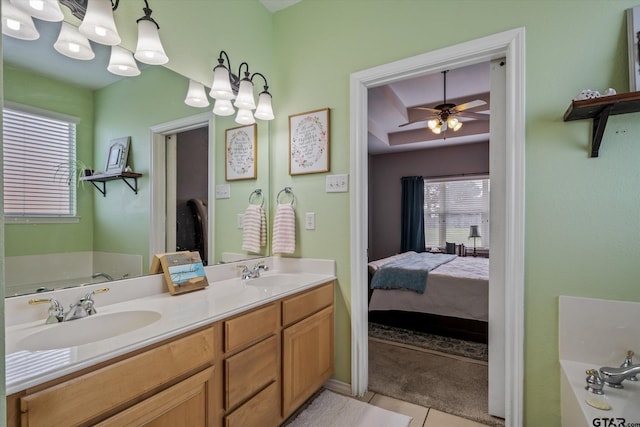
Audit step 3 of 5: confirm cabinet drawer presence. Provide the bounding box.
[225,335,278,410]
[20,327,215,427]
[224,303,278,353]
[282,282,334,327]
[225,381,279,427]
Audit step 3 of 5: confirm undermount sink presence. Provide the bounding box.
[17,310,162,351]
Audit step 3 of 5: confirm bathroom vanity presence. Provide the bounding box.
[5,258,336,427]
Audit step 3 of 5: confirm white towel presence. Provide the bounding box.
[272,204,296,254]
[242,205,266,253]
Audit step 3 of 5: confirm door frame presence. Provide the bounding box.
[149,112,215,265]
[349,27,525,425]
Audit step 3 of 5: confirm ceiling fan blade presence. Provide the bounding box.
[455,111,490,120]
[412,107,443,114]
[452,99,486,112]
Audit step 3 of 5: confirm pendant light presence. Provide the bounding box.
[54,22,95,60]
[79,0,121,46]
[134,1,168,65]
[2,0,39,40]
[107,45,140,76]
[10,0,64,22]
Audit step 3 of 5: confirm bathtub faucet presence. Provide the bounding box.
[599,351,640,389]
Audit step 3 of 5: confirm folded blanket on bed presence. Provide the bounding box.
[370,252,457,294]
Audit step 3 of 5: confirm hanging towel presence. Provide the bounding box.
[242,205,266,253]
[272,204,296,254]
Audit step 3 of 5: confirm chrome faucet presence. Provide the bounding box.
[239,261,269,279]
[29,288,110,324]
[599,351,640,389]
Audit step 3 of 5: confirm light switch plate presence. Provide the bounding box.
[326,174,348,193]
[237,213,244,229]
[215,184,230,199]
[305,212,316,230]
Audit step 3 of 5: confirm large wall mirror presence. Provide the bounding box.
[2,17,271,297]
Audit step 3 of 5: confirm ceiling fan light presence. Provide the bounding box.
[10,0,63,21]
[447,117,459,128]
[54,22,95,60]
[2,0,39,40]
[107,46,141,77]
[432,126,442,135]
[184,80,210,108]
[452,121,463,131]
[210,65,235,100]
[134,19,169,65]
[427,119,439,130]
[79,0,121,46]
[212,99,235,116]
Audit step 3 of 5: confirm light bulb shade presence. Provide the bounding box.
[235,108,255,125]
[54,22,95,60]
[10,0,63,21]
[469,225,481,238]
[184,80,210,108]
[107,46,141,76]
[254,92,274,120]
[212,99,235,116]
[234,79,256,110]
[210,66,235,100]
[79,0,121,45]
[431,125,442,135]
[452,121,463,131]
[447,117,459,128]
[2,0,39,40]
[134,19,168,65]
[427,119,439,130]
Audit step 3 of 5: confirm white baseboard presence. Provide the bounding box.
[323,378,352,396]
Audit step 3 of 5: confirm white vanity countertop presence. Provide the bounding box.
[5,257,336,395]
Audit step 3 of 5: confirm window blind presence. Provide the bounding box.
[3,106,78,217]
[424,178,490,248]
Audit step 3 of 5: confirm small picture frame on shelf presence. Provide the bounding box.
[627,5,640,91]
[104,136,130,175]
[289,108,330,175]
[225,124,257,181]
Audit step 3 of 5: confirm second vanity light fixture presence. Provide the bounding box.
[3,0,168,77]
[185,50,275,125]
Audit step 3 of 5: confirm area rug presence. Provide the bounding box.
[369,322,488,362]
[286,390,412,427]
[368,339,504,427]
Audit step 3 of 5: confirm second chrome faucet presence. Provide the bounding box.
[239,262,269,280]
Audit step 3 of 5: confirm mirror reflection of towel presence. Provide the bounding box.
[242,205,266,253]
[272,204,295,254]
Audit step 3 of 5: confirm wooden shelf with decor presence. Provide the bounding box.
[563,91,640,157]
[80,172,142,197]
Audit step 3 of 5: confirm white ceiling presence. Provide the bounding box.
[259,0,302,13]
[368,61,491,155]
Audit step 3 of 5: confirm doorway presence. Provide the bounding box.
[349,28,525,425]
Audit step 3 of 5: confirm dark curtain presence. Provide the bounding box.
[400,176,425,253]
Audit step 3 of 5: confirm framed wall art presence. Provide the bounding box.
[289,108,330,175]
[628,5,640,91]
[225,124,257,181]
[104,136,130,175]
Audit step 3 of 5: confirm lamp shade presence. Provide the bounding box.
[134,19,168,65]
[10,0,63,22]
[254,91,274,120]
[234,79,256,110]
[54,22,95,60]
[184,80,210,108]
[79,0,121,46]
[212,99,235,116]
[107,46,140,76]
[2,0,39,40]
[210,66,235,100]
[469,225,481,238]
[235,108,255,125]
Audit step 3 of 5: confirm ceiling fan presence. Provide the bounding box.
[399,70,489,134]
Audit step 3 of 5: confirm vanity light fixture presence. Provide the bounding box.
[54,21,95,60]
[184,80,210,108]
[10,0,64,22]
[205,50,275,124]
[2,0,40,40]
[78,0,121,45]
[107,45,141,76]
[133,0,168,65]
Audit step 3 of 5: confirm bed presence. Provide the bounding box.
[368,251,489,343]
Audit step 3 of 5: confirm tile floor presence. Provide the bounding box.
[354,390,492,427]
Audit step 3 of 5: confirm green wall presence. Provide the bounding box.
[266,1,640,426]
[3,66,95,256]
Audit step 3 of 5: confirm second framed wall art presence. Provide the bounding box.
[225,124,257,181]
[289,108,330,175]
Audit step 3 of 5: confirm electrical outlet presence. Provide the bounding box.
[305,212,316,230]
[326,174,348,193]
[215,184,230,199]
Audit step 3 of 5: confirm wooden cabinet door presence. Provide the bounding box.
[96,367,215,427]
[282,305,334,418]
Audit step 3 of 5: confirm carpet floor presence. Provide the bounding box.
[368,339,505,427]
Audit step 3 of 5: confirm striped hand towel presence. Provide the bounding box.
[272,204,296,254]
[242,205,266,253]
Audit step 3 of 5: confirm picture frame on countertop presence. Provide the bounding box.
[289,108,330,175]
[225,124,257,181]
[104,136,130,175]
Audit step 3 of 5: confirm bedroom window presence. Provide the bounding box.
[424,178,490,248]
[2,104,79,222]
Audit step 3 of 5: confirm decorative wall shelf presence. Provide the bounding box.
[563,91,640,157]
[80,172,142,197]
